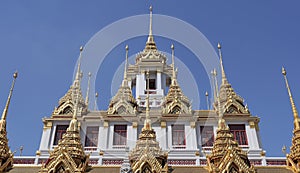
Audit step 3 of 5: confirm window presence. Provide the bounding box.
[172,125,185,147]
[53,125,68,145]
[200,126,214,147]
[229,124,248,145]
[113,125,127,146]
[149,79,156,89]
[85,126,99,147]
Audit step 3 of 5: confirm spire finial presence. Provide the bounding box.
[94,92,98,111]
[171,44,177,85]
[1,71,18,120]
[144,71,152,130]
[211,69,218,103]
[205,91,209,110]
[85,72,92,106]
[73,46,84,94]
[282,67,300,130]
[218,42,227,84]
[124,45,129,80]
[149,5,153,36]
[145,6,157,50]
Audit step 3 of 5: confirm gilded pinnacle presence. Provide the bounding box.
[282,67,286,76]
[13,71,18,78]
[171,44,174,50]
[95,92,98,97]
[218,42,221,49]
[88,72,91,77]
[80,46,84,52]
[125,45,129,51]
[149,5,152,12]
[205,91,208,96]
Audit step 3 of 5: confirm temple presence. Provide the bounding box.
[2,6,298,173]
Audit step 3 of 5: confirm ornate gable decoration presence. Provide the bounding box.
[108,45,138,115]
[52,87,87,116]
[206,118,255,173]
[107,84,137,115]
[0,72,17,172]
[162,44,191,115]
[39,122,90,173]
[282,67,300,173]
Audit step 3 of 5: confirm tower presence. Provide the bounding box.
[282,67,300,173]
[39,47,90,173]
[0,72,17,172]
[128,72,168,173]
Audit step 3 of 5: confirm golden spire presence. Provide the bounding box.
[85,72,92,106]
[122,45,129,87]
[1,71,17,121]
[171,44,177,86]
[282,67,300,130]
[94,92,98,111]
[211,69,218,104]
[205,91,209,110]
[145,6,157,50]
[73,46,83,89]
[218,42,228,85]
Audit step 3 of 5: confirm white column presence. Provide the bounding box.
[39,127,52,152]
[167,124,172,149]
[156,72,162,94]
[246,124,260,150]
[99,125,109,149]
[159,125,167,150]
[127,125,137,150]
[185,125,197,150]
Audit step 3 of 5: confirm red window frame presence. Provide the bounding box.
[85,126,99,147]
[53,125,68,145]
[113,125,127,146]
[229,124,248,145]
[200,126,214,147]
[172,124,186,146]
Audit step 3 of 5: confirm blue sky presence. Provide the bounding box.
[0,1,299,156]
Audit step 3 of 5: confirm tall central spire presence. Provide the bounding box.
[282,67,300,130]
[144,6,157,50]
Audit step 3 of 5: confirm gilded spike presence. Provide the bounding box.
[282,67,300,130]
[145,5,157,50]
[85,72,92,106]
[218,42,228,85]
[1,71,18,120]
